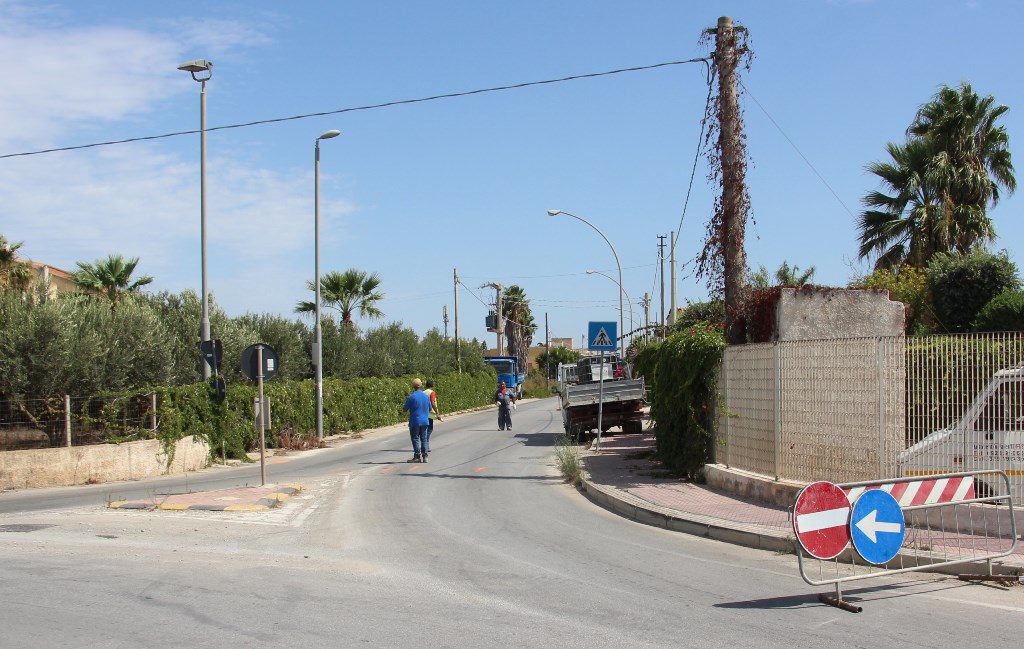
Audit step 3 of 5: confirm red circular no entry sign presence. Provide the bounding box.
[793,481,851,560]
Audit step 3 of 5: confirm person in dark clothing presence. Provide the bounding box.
[494,380,516,431]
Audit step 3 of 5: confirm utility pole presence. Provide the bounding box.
[442,304,449,339]
[657,235,666,339]
[669,232,677,327]
[482,282,504,355]
[642,292,651,343]
[711,15,750,343]
[545,312,550,391]
[453,269,461,372]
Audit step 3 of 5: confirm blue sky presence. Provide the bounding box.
[2,0,1021,349]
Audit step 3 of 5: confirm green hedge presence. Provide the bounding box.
[154,371,496,460]
[649,323,725,479]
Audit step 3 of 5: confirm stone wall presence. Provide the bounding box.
[776,287,905,341]
[0,436,210,490]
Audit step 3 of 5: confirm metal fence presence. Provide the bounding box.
[0,393,158,450]
[718,332,1024,500]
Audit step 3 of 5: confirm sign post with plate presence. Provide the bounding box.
[587,321,617,450]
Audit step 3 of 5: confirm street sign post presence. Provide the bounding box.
[793,481,852,560]
[241,343,279,486]
[849,488,905,565]
[587,321,617,450]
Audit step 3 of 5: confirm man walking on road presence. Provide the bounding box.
[403,378,432,462]
[495,380,516,431]
[423,380,444,458]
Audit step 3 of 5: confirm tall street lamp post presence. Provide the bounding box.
[547,210,624,357]
[314,129,341,441]
[586,269,635,338]
[178,59,214,380]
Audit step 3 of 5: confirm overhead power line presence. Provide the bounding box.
[1,58,711,161]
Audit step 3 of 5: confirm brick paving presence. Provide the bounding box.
[581,431,1023,568]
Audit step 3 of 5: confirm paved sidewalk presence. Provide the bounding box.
[108,484,302,511]
[579,430,1024,572]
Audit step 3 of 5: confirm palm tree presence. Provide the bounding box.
[501,285,536,375]
[72,254,153,311]
[749,261,816,288]
[296,268,384,327]
[858,138,945,269]
[0,235,32,291]
[859,83,1015,270]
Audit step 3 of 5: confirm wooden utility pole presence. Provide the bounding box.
[712,15,750,343]
[453,268,461,371]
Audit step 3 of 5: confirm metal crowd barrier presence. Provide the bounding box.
[795,470,1018,612]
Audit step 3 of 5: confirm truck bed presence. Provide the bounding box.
[561,378,645,408]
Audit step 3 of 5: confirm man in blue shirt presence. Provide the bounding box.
[403,378,432,463]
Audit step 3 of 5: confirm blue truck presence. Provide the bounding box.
[483,356,526,399]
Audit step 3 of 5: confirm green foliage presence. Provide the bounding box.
[649,323,725,479]
[850,265,933,334]
[296,268,385,326]
[973,290,1024,332]
[152,370,497,460]
[535,346,581,378]
[926,249,1020,333]
[629,338,662,396]
[72,254,153,311]
[670,300,726,332]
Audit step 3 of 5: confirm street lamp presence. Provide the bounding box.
[314,129,341,441]
[586,269,635,337]
[178,58,214,380]
[547,210,624,357]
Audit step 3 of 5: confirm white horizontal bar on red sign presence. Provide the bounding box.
[844,477,975,507]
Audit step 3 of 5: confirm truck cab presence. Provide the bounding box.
[483,356,526,399]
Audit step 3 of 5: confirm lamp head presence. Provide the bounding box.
[318,130,341,141]
[178,59,213,82]
[585,269,596,275]
[547,209,561,217]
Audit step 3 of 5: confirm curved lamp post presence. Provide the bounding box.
[178,58,214,380]
[547,209,624,356]
[314,129,341,441]
[586,269,635,337]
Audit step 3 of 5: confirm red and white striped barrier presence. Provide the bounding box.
[844,476,975,507]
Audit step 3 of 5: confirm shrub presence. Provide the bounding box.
[649,322,725,479]
[973,290,1024,332]
[926,249,1020,333]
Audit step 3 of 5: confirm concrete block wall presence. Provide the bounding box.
[0,436,210,490]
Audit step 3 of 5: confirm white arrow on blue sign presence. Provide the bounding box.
[849,488,906,565]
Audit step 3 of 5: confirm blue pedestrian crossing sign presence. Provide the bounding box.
[588,321,617,351]
[849,488,905,565]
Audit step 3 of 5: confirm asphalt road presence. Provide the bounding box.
[1,398,1021,648]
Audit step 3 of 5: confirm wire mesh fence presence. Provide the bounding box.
[719,332,1024,502]
[0,393,157,450]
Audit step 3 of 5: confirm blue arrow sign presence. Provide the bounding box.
[849,489,905,565]
[588,321,617,351]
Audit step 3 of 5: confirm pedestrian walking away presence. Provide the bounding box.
[494,380,516,431]
[403,378,432,462]
[423,380,445,458]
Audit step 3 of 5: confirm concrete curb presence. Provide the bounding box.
[578,476,795,553]
[577,474,1024,578]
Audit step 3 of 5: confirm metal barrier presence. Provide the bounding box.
[795,470,1018,612]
